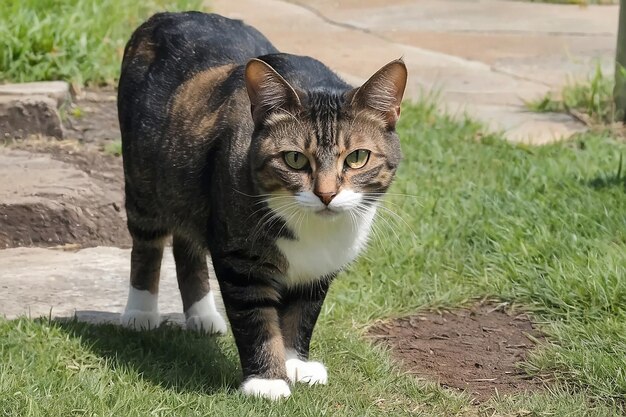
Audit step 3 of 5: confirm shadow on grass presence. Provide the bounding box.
[587,175,626,191]
[586,153,626,191]
[52,313,240,395]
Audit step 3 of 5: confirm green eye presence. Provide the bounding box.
[345,149,370,169]
[284,151,309,170]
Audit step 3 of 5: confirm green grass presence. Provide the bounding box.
[2,102,626,415]
[0,0,204,86]
[527,65,623,128]
[103,140,123,157]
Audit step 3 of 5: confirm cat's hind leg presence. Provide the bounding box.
[121,225,168,331]
[172,235,227,335]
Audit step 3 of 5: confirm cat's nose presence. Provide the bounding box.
[315,191,336,206]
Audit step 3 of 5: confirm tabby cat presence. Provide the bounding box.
[118,11,407,400]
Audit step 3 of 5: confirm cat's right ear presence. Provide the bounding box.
[245,59,302,125]
[347,59,408,129]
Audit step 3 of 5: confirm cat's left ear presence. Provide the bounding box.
[348,59,408,129]
[245,58,302,125]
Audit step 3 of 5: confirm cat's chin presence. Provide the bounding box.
[314,208,343,218]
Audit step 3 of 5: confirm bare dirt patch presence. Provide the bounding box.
[369,304,546,403]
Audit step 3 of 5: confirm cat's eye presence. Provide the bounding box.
[284,151,309,170]
[345,149,370,169]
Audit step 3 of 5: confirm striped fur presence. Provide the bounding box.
[118,11,406,400]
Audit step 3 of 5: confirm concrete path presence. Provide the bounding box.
[211,0,618,143]
[0,0,620,324]
[0,246,225,325]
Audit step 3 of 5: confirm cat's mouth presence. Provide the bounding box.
[315,207,341,217]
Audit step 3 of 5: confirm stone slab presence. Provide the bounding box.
[310,0,618,35]
[0,246,225,326]
[0,81,70,107]
[0,147,128,249]
[0,95,64,139]
[0,149,95,206]
[451,103,588,145]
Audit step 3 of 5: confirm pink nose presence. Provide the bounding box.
[315,191,336,206]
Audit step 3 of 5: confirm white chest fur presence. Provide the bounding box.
[275,205,376,286]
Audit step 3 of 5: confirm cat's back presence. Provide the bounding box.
[121,12,277,80]
[118,12,278,140]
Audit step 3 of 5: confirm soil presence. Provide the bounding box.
[369,304,546,403]
[0,90,130,249]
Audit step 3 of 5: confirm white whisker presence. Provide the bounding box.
[375,204,416,238]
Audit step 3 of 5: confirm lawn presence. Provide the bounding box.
[527,65,621,128]
[1,101,625,416]
[0,0,204,86]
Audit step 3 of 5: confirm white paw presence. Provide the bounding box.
[240,378,291,400]
[120,309,161,330]
[121,287,160,330]
[285,358,328,385]
[185,291,228,335]
[186,312,228,335]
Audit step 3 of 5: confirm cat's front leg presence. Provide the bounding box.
[215,261,291,400]
[280,278,332,386]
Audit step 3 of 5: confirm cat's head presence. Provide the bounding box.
[244,58,407,222]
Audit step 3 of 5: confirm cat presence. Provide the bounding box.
[117,11,407,400]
